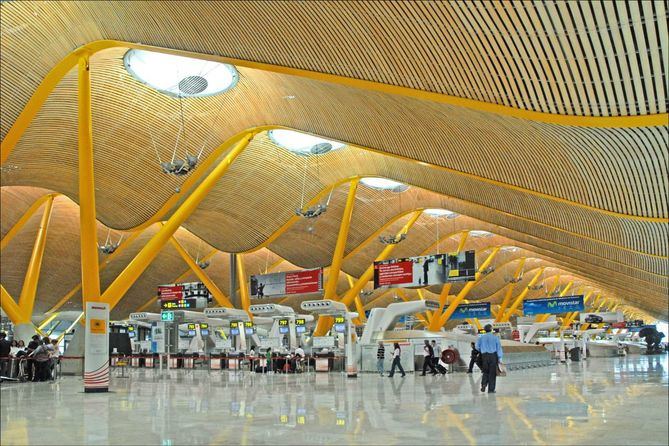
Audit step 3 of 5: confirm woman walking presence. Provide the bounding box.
[387,342,406,378]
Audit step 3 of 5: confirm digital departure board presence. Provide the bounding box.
[334,315,346,333]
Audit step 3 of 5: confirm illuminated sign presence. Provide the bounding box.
[200,329,210,336]
[295,318,306,333]
[373,251,476,289]
[199,323,209,329]
[188,323,196,330]
[161,298,197,310]
[523,296,584,316]
[278,318,289,334]
[161,311,174,322]
[334,315,346,333]
[250,268,324,299]
[244,321,255,335]
[230,321,240,336]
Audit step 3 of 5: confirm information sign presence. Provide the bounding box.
[523,295,584,316]
[278,318,289,334]
[230,321,240,336]
[334,315,346,333]
[244,321,255,335]
[295,318,306,334]
[161,311,174,322]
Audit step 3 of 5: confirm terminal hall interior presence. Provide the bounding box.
[0,1,667,445]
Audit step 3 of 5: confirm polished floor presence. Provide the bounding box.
[1,355,667,445]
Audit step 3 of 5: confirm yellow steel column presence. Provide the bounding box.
[500,267,545,322]
[430,231,468,321]
[495,257,526,322]
[236,254,252,318]
[169,237,233,308]
[1,194,59,252]
[100,132,257,309]
[323,179,358,300]
[431,247,501,329]
[313,210,423,336]
[1,285,23,324]
[17,196,54,321]
[78,53,101,303]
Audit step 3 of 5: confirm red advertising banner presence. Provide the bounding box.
[375,260,413,287]
[285,269,322,294]
[157,285,184,301]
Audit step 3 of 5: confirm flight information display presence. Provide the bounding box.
[295,318,306,334]
[230,321,240,336]
[334,316,346,333]
[278,318,289,334]
[373,251,476,289]
[244,321,255,335]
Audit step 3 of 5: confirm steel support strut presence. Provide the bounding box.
[236,254,252,318]
[1,285,23,324]
[17,196,54,321]
[500,267,546,322]
[78,54,101,303]
[100,132,257,309]
[495,257,526,322]
[169,236,233,308]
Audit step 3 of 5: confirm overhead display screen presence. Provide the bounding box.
[161,298,198,310]
[334,315,346,333]
[244,321,255,335]
[250,268,323,299]
[278,318,289,334]
[373,251,476,289]
[295,318,306,333]
[158,282,211,309]
[229,321,240,336]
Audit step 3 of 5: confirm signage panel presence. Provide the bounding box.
[250,268,323,299]
[450,302,491,320]
[244,321,255,335]
[578,311,623,324]
[295,318,306,334]
[229,321,241,336]
[334,315,346,333]
[84,302,110,393]
[312,336,335,348]
[161,298,200,310]
[158,282,211,301]
[523,295,585,316]
[161,311,174,321]
[373,251,476,289]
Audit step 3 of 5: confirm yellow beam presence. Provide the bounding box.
[236,254,252,318]
[500,267,546,322]
[3,40,666,169]
[46,230,143,314]
[1,285,23,324]
[323,179,358,300]
[77,54,101,303]
[169,236,233,308]
[314,210,423,336]
[134,250,217,312]
[1,193,59,252]
[431,247,501,329]
[17,196,54,321]
[495,257,526,322]
[100,133,256,309]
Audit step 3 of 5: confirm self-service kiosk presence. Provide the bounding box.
[301,299,358,378]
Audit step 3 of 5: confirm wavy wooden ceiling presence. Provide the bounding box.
[1,2,667,319]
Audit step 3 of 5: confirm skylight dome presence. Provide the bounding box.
[268,130,345,156]
[124,49,239,98]
[424,208,458,218]
[360,178,409,192]
[470,230,493,238]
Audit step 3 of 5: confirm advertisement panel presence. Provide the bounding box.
[373,250,476,289]
[578,311,623,324]
[450,302,491,320]
[523,295,584,316]
[250,268,323,299]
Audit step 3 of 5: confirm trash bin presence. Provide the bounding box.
[569,348,581,362]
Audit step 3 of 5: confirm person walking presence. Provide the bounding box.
[387,343,406,378]
[475,324,504,393]
[420,340,437,376]
[430,340,440,369]
[376,342,385,376]
[0,333,11,377]
[265,347,272,373]
[467,342,480,373]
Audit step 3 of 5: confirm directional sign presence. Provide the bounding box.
[161,311,174,322]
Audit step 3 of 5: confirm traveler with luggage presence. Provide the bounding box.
[420,340,437,376]
[475,324,504,393]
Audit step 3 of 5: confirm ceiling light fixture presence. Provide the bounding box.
[268,129,345,156]
[124,49,239,98]
[424,208,459,218]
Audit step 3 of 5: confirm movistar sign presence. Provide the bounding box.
[451,302,491,320]
[523,295,584,316]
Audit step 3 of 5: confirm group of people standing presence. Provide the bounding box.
[373,324,504,393]
[0,333,61,382]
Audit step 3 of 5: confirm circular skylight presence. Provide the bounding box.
[268,130,345,156]
[124,49,239,98]
[360,178,409,192]
[424,208,459,218]
[469,230,493,238]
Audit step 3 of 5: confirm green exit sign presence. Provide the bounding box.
[161,311,174,321]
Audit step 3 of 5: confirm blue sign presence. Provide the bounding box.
[523,295,584,316]
[451,302,491,320]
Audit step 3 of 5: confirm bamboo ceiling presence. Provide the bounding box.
[1,1,667,320]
